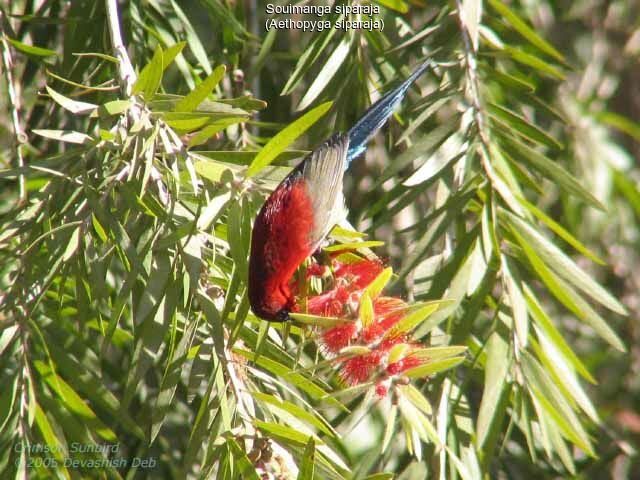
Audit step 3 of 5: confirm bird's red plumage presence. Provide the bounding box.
[248,176,316,320]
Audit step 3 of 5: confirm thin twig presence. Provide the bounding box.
[0,8,27,203]
[104,0,136,95]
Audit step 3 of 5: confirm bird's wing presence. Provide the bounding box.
[295,133,349,249]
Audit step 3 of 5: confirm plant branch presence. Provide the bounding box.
[104,0,136,95]
[0,8,26,203]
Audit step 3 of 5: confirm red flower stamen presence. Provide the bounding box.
[297,256,433,396]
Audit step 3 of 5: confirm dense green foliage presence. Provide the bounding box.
[1,0,639,478]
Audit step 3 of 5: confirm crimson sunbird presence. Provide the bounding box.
[249,60,431,321]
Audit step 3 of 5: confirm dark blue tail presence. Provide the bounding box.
[345,59,431,168]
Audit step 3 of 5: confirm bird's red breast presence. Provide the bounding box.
[248,176,315,320]
[249,134,349,321]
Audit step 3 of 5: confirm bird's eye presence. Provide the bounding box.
[276,309,291,322]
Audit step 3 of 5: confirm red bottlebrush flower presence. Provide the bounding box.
[321,323,358,353]
[295,255,450,396]
[386,355,424,376]
[333,259,384,289]
[341,350,385,385]
[375,381,389,397]
[361,297,406,344]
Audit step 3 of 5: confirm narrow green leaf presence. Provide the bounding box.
[132,47,164,99]
[171,0,212,73]
[503,258,528,347]
[521,352,594,456]
[251,392,336,438]
[297,37,351,111]
[488,0,564,61]
[503,46,565,79]
[35,403,67,465]
[298,437,316,480]
[187,118,245,146]
[501,134,605,210]
[489,103,562,150]
[161,41,187,70]
[524,286,595,383]
[384,301,449,339]
[323,241,384,252]
[246,101,333,176]
[175,64,226,112]
[8,37,57,56]
[364,267,393,299]
[477,332,510,449]
[596,111,640,142]
[226,438,262,480]
[34,361,117,442]
[33,129,93,144]
[517,195,605,265]
[0,325,18,356]
[374,0,408,13]
[46,86,97,114]
[289,313,350,328]
[403,356,465,378]
[359,293,375,328]
[509,223,625,351]
[381,405,397,453]
[507,211,626,314]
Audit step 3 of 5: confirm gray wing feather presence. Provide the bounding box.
[299,133,349,248]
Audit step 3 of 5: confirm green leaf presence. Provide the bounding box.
[161,41,187,70]
[488,0,564,62]
[359,292,375,328]
[363,267,393,299]
[613,169,640,218]
[298,437,316,480]
[503,258,529,347]
[524,286,595,383]
[226,438,262,480]
[489,103,562,150]
[381,404,397,453]
[97,100,132,116]
[374,0,408,13]
[407,345,468,362]
[133,46,164,99]
[297,36,351,111]
[383,301,445,339]
[34,403,67,465]
[503,46,566,79]
[0,325,18,356]
[34,361,117,442]
[476,333,511,451]
[500,133,605,210]
[33,129,94,144]
[596,111,640,142]
[187,118,245,146]
[403,356,465,378]
[323,241,385,252]
[521,352,594,456]
[509,222,625,351]
[170,0,212,74]
[517,195,605,265]
[251,392,336,438]
[289,313,351,328]
[255,420,315,445]
[194,159,233,182]
[282,27,339,95]
[8,37,57,56]
[246,101,333,176]
[507,212,626,315]
[46,86,97,114]
[175,64,226,112]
